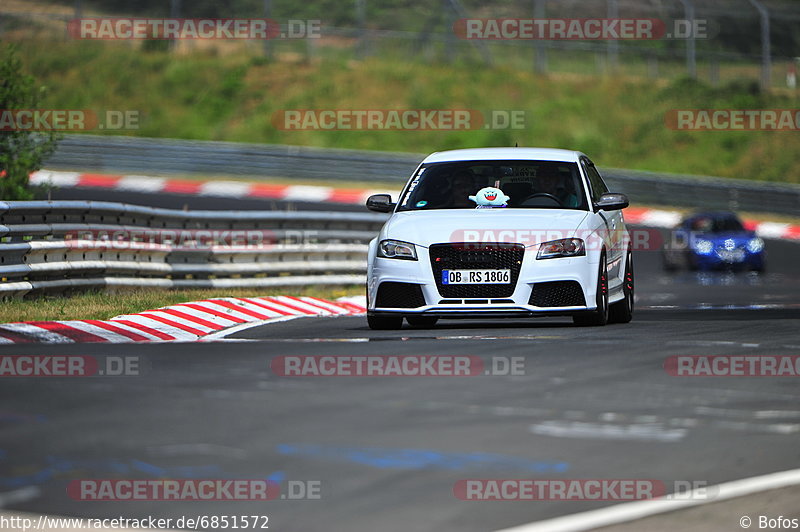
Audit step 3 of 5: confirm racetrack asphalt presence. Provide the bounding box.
[1,187,797,531]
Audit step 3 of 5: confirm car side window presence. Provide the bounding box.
[582,159,609,203]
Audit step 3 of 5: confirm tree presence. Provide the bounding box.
[0,44,60,200]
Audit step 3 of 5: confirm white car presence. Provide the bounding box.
[365,147,634,329]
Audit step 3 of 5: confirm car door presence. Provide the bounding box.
[581,157,625,288]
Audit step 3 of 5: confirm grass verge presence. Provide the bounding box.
[0,286,363,323]
[12,39,800,184]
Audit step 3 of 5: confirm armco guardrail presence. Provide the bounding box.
[47,135,800,216]
[47,135,422,184]
[0,201,387,298]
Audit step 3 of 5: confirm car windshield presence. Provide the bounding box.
[396,160,588,211]
[689,215,745,233]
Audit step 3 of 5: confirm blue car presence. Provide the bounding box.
[662,212,765,272]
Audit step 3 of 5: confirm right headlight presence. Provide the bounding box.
[377,239,418,260]
[537,238,585,260]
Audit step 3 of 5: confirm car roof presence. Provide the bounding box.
[421,147,585,164]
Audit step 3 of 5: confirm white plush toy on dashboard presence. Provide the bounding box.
[469,187,509,208]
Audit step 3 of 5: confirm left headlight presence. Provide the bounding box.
[692,238,714,255]
[747,237,764,253]
[377,239,418,260]
[537,238,585,260]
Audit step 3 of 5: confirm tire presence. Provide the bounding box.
[406,316,439,328]
[609,249,634,324]
[573,252,609,327]
[367,313,403,330]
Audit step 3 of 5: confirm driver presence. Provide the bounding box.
[449,170,478,208]
[535,166,579,208]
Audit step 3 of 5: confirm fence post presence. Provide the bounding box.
[443,0,455,63]
[748,0,771,90]
[355,0,366,59]
[607,0,619,72]
[263,0,272,59]
[63,0,83,39]
[169,0,181,52]
[533,0,547,73]
[677,0,696,78]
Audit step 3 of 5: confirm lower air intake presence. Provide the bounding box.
[375,282,426,308]
[529,281,586,307]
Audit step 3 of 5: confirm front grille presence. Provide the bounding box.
[528,281,586,307]
[375,282,426,308]
[430,243,524,298]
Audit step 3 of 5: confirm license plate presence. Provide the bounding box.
[442,269,511,285]
[718,249,745,262]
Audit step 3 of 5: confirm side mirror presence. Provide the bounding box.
[366,194,395,213]
[594,193,629,211]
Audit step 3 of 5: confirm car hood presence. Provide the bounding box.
[697,231,757,243]
[383,209,591,248]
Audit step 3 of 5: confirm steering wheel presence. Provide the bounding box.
[519,193,562,207]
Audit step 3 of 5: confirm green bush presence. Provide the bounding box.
[0,43,60,200]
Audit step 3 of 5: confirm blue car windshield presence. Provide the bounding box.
[689,216,745,233]
[396,160,588,211]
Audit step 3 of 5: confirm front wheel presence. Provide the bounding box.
[609,249,634,324]
[573,252,609,327]
[367,313,403,330]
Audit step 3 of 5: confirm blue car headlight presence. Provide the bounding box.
[693,239,714,255]
[377,239,418,260]
[746,237,764,254]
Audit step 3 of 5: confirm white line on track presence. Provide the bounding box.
[0,487,40,508]
[493,467,800,532]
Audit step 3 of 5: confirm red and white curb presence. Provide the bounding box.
[30,171,800,241]
[0,296,367,344]
[30,170,400,206]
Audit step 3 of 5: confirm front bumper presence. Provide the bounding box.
[368,243,598,316]
[690,250,764,270]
